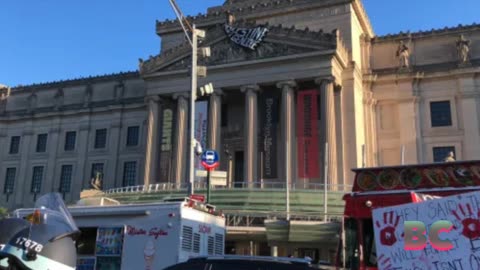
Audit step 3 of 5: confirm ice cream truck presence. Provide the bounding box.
[334,160,480,270]
[15,196,226,270]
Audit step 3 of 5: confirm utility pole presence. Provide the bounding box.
[168,0,213,196]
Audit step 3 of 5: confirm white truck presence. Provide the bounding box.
[15,197,226,270]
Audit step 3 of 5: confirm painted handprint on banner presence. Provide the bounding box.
[377,254,393,270]
[376,211,401,246]
[452,202,480,239]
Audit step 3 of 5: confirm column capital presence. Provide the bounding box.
[240,84,260,93]
[211,88,225,97]
[314,76,336,86]
[276,80,297,90]
[172,92,189,100]
[144,95,160,104]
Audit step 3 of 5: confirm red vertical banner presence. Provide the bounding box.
[297,90,320,178]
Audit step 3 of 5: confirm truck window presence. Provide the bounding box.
[362,219,377,267]
[336,218,359,269]
[76,227,97,255]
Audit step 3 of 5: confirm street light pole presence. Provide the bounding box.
[188,24,198,196]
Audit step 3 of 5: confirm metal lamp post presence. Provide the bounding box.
[168,0,212,196]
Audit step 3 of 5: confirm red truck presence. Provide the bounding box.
[334,160,480,270]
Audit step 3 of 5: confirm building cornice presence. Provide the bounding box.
[156,0,352,35]
[351,0,374,37]
[373,22,480,43]
[10,71,139,93]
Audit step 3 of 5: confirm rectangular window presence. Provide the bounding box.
[36,134,48,153]
[4,168,16,194]
[221,104,228,127]
[122,161,137,187]
[430,101,452,127]
[64,131,76,151]
[94,129,107,149]
[126,126,139,146]
[59,165,73,193]
[9,136,20,154]
[31,166,44,193]
[433,146,456,163]
[91,163,104,180]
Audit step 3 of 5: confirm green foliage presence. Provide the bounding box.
[0,207,8,218]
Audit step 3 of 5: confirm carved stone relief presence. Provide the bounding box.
[163,39,312,71]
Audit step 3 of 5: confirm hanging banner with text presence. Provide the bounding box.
[195,101,209,170]
[159,103,176,183]
[372,191,480,270]
[260,92,279,179]
[296,90,320,178]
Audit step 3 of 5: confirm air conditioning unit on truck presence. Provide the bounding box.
[14,197,226,270]
[334,160,480,270]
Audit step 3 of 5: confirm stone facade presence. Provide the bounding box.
[1,0,480,210]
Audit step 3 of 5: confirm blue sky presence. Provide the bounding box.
[1,0,478,87]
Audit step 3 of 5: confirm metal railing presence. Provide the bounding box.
[105,182,353,194]
[225,210,344,226]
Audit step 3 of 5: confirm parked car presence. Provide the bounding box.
[162,255,320,270]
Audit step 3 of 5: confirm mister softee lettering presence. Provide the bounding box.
[404,220,454,251]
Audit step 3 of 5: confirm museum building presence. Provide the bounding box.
[1,0,480,261]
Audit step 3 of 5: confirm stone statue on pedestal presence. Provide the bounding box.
[396,41,410,69]
[444,151,456,162]
[91,172,103,191]
[456,34,471,65]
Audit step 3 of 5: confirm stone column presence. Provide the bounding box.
[315,78,337,190]
[173,93,189,186]
[16,127,33,207]
[398,98,419,164]
[76,118,91,196]
[413,76,424,163]
[241,85,260,185]
[458,76,480,159]
[45,124,60,194]
[277,81,296,185]
[334,85,345,190]
[108,116,122,188]
[144,95,160,185]
[208,90,223,151]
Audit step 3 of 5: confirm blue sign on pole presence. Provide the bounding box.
[201,150,220,171]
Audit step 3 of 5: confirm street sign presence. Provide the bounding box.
[201,150,220,171]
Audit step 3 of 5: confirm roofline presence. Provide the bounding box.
[156,0,353,36]
[373,22,480,42]
[10,70,139,92]
[351,160,480,172]
[346,185,480,197]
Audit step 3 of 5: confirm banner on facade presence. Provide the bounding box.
[159,103,175,183]
[260,93,279,179]
[195,101,209,170]
[224,24,268,50]
[296,90,320,178]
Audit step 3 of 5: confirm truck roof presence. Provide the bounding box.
[350,160,480,193]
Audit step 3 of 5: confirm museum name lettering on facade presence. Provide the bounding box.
[224,24,268,50]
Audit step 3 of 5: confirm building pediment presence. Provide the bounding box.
[139,22,337,75]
